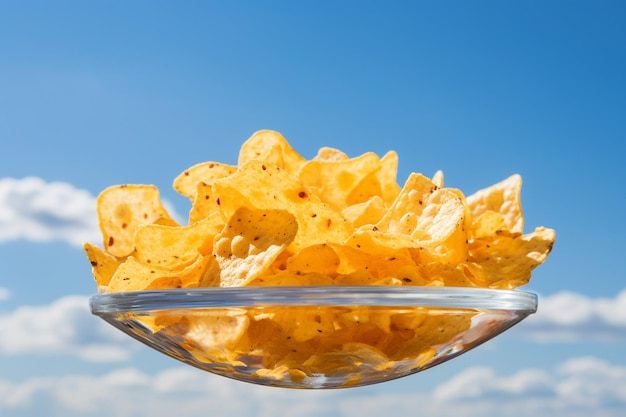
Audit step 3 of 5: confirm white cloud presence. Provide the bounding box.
[0,357,625,417]
[0,177,100,246]
[0,177,185,247]
[519,289,626,342]
[0,287,10,301]
[429,357,626,416]
[0,295,136,362]
[0,366,340,416]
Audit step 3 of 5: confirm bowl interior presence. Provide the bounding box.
[91,286,536,389]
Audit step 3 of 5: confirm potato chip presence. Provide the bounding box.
[97,185,177,258]
[379,151,402,205]
[83,242,120,289]
[468,226,556,288]
[106,254,215,292]
[313,147,349,161]
[283,243,340,276]
[431,169,444,189]
[182,310,250,363]
[413,188,468,263]
[173,161,236,200]
[213,206,298,287]
[342,195,386,227]
[238,130,306,174]
[186,182,222,224]
[297,152,382,211]
[212,160,352,252]
[375,173,437,236]
[133,215,222,270]
[467,174,523,235]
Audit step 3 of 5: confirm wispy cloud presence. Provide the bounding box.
[0,177,184,247]
[519,289,626,342]
[0,295,136,362]
[0,177,100,246]
[0,287,10,301]
[0,357,624,417]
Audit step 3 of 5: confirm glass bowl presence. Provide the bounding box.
[90,286,537,389]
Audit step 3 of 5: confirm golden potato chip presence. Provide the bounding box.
[313,147,349,161]
[187,182,215,224]
[133,215,222,270]
[106,255,215,292]
[468,226,556,288]
[297,152,382,211]
[182,310,250,363]
[375,173,437,236]
[238,130,306,174]
[467,174,523,235]
[97,185,177,258]
[213,207,298,287]
[284,243,340,276]
[413,188,468,263]
[83,242,120,289]
[471,210,508,239]
[379,151,402,205]
[246,272,335,286]
[212,160,352,252]
[346,169,384,208]
[270,307,335,342]
[342,195,387,227]
[431,170,444,189]
[173,161,236,200]
[330,244,417,280]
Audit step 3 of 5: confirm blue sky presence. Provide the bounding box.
[1,1,625,416]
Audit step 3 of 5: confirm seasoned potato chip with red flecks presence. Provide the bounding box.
[97,184,177,258]
[173,161,236,201]
[213,160,352,252]
[106,255,216,292]
[238,130,306,174]
[467,226,556,289]
[298,152,382,211]
[213,207,298,287]
[83,242,120,290]
[133,215,222,271]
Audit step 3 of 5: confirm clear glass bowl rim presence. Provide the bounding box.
[90,286,537,314]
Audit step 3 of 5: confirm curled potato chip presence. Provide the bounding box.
[342,195,387,227]
[213,160,352,252]
[468,226,556,289]
[173,161,236,200]
[238,130,306,174]
[97,185,176,258]
[376,173,437,236]
[106,254,215,292]
[467,174,523,235]
[83,242,120,289]
[213,206,298,287]
[298,152,382,211]
[134,215,222,271]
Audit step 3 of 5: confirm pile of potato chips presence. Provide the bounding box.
[85,130,555,384]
